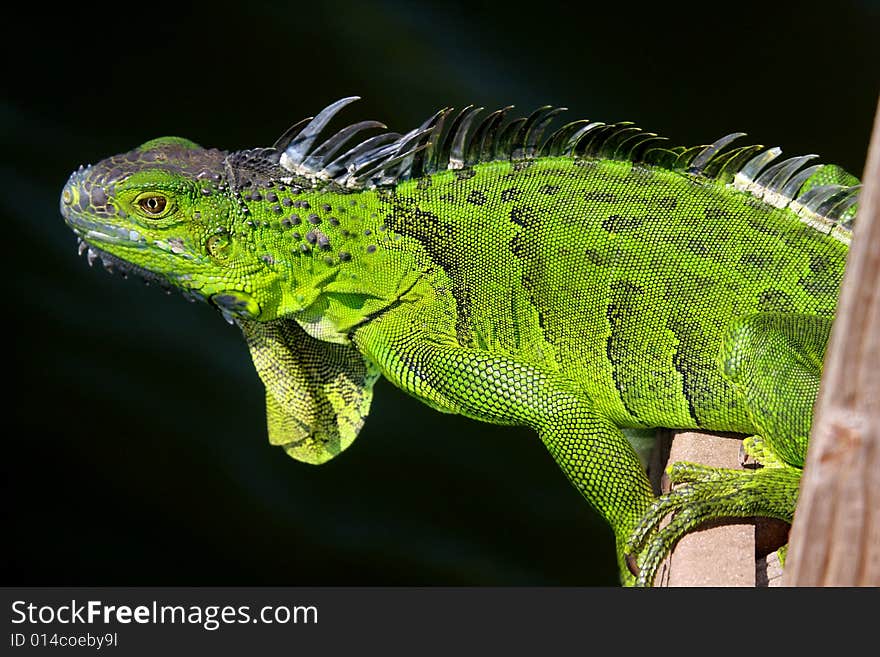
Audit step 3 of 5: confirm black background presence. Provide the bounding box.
[4,0,878,586]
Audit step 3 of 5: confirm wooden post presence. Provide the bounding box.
[783,98,880,586]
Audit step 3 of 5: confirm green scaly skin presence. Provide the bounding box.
[60,102,859,585]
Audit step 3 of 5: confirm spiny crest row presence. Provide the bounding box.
[259,96,860,230]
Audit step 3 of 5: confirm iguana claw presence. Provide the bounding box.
[626,437,801,586]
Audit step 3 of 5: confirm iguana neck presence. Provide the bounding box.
[233,182,435,340]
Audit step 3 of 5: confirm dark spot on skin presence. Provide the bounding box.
[300,243,311,253]
[510,206,539,227]
[758,289,796,313]
[500,187,521,202]
[308,214,321,225]
[809,254,831,274]
[328,217,340,226]
[281,198,293,207]
[292,232,301,240]
[584,191,617,203]
[685,237,709,255]
[539,184,559,195]
[306,231,318,244]
[339,251,351,261]
[601,214,646,232]
[583,249,606,266]
[250,192,262,202]
[364,229,372,236]
[740,252,773,268]
[321,203,332,212]
[272,205,282,214]
[281,218,292,228]
[290,214,301,225]
[265,192,278,203]
[704,206,728,220]
[455,168,476,180]
[261,254,275,264]
[466,190,487,205]
[323,256,334,266]
[366,245,377,253]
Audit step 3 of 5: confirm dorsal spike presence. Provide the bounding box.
[348,126,434,176]
[814,185,860,219]
[301,120,386,170]
[734,147,783,188]
[349,142,432,188]
[411,108,452,178]
[778,163,823,200]
[320,133,400,179]
[466,106,514,164]
[614,133,666,161]
[511,106,555,159]
[826,188,861,227]
[541,119,590,156]
[430,106,474,171]
[272,117,313,151]
[756,154,819,192]
[642,146,682,170]
[395,109,447,180]
[795,184,848,214]
[577,123,631,157]
[688,132,747,174]
[524,107,567,157]
[705,144,766,182]
[448,106,484,169]
[495,117,527,159]
[598,125,641,159]
[564,122,605,155]
[282,96,361,168]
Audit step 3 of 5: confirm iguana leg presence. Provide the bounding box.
[626,313,831,586]
[353,311,655,584]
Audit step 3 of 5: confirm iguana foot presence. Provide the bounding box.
[625,436,800,586]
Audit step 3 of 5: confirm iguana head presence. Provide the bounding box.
[61,135,387,464]
[61,137,297,322]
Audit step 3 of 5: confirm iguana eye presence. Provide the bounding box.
[135,193,172,218]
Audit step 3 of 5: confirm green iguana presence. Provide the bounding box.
[60,97,861,585]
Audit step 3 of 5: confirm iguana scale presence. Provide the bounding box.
[60,97,861,585]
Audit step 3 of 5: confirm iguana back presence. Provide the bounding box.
[387,156,849,434]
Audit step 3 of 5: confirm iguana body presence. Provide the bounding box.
[60,98,861,585]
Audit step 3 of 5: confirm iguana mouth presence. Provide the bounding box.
[72,237,208,305]
[73,237,174,290]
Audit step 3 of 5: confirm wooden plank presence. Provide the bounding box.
[784,98,880,586]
